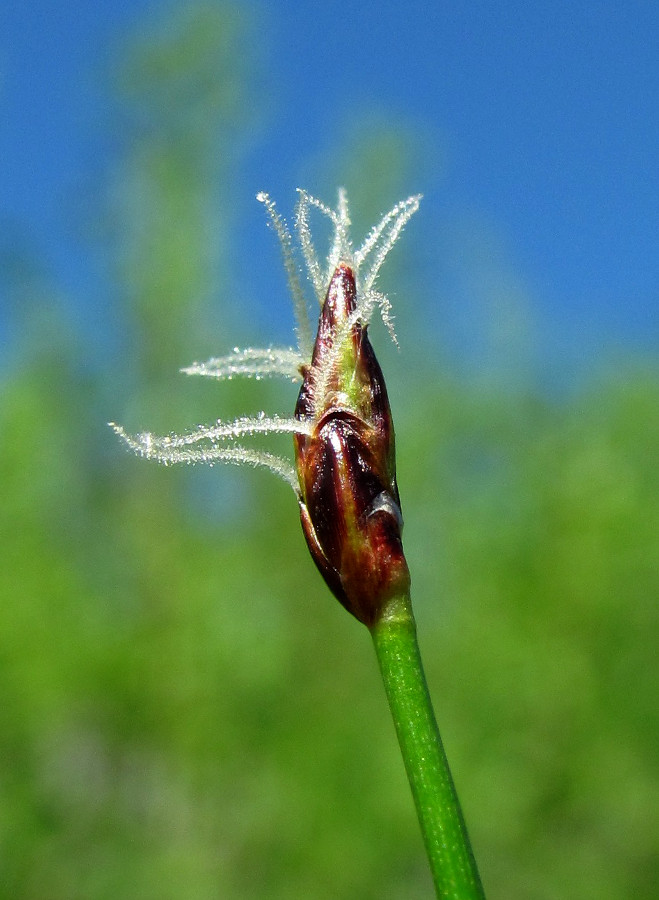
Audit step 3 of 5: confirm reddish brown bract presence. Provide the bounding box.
[294,264,410,626]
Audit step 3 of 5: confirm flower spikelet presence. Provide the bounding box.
[111,189,421,626]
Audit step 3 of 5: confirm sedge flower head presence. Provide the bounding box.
[112,189,421,625]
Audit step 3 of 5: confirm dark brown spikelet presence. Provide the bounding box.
[294,263,410,626]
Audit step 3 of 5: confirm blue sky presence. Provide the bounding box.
[2,0,658,382]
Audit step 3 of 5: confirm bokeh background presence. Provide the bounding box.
[2,2,658,897]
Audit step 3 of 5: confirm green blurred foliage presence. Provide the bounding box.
[1,4,657,898]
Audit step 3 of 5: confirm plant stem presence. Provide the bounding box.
[371,593,485,899]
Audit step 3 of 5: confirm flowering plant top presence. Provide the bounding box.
[112,189,421,623]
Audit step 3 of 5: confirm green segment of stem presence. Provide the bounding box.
[371,594,485,899]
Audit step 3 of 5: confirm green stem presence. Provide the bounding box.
[370,593,485,899]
